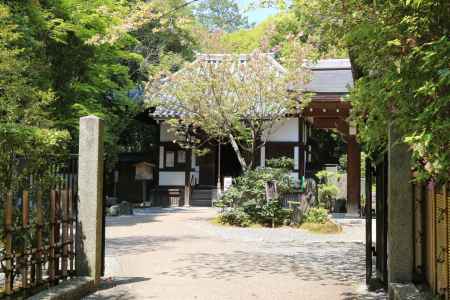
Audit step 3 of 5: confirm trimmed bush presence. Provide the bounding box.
[217,209,252,227]
[300,221,342,234]
[303,207,329,224]
[215,157,295,227]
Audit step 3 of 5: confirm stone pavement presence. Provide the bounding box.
[84,207,386,300]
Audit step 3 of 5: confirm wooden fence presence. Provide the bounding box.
[0,157,78,298]
[414,181,449,299]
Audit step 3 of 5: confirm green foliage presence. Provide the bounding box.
[217,208,253,227]
[266,157,294,169]
[194,0,250,33]
[292,0,450,182]
[216,157,294,227]
[303,207,329,224]
[315,170,340,209]
[0,1,199,170]
[0,4,70,193]
[339,152,367,175]
[308,127,346,172]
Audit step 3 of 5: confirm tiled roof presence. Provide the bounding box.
[150,56,353,119]
[305,59,353,94]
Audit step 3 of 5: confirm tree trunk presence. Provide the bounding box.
[250,134,257,170]
[228,133,247,171]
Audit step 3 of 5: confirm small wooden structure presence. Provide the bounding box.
[134,161,155,205]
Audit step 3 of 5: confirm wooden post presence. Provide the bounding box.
[35,191,43,283]
[68,185,75,273]
[298,116,305,181]
[184,149,192,207]
[49,190,57,282]
[61,190,69,277]
[346,135,361,215]
[4,192,14,295]
[22,191,30,289]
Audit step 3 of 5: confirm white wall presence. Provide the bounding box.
[159,171,185,186]
[159,171,199,186]
[160,122,178,142]
[265,118,299,142]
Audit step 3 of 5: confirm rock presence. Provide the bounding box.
[108,205,120,217]
[119,201,133,215]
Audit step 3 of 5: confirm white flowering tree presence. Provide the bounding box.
[147,50,310,171]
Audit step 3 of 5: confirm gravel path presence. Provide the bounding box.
[85,207,386,300]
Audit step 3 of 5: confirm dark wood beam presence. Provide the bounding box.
[311,117,349,136]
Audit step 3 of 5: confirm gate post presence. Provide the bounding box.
[387,122,414,286]
[76,116,104,284]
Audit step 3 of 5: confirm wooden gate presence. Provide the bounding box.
[365,154,388,287]
[375,155,388,284]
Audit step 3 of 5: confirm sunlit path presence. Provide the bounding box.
[85,208,386,300]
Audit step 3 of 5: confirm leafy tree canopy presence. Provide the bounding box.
[0,4,69,193]
[0,0,199,170]
[147,50,310,170]
[285,0,450,182]
[194,0,250,33]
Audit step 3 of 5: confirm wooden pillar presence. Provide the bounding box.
[347,135,361,214]
[298,116,305,182]
[155,121,161,206]
[184,149,192,207]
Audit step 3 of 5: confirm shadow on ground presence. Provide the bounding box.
[106,235,205,256]
[160,242,365,284]
[84,277,151,300]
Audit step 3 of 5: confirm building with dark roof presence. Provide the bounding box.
[147,54,361,211]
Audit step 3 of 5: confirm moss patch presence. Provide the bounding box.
[300,221,343,234]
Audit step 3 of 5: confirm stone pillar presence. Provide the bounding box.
[76,116,104,284]
[387,122,414,286]
[346,135,361,215]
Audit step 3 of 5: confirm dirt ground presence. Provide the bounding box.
[85,207,386,300]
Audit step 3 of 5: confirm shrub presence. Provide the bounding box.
[303,207,329,224]
[217,209,252,227]
[214,157,295,227]
[315,170,341,209]
[300,221,342,234]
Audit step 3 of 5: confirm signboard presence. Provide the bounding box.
[134,162,154,181]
